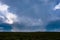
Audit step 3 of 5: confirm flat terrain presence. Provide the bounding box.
[0,32,60,40]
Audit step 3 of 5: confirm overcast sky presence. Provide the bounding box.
[0,0,60,32]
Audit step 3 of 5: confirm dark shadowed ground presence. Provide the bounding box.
[0,32,60,40]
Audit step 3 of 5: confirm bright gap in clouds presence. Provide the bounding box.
[0,3,9,11]
[0,2,18,24]
[54,3,60,10]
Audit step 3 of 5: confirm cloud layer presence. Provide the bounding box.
[54,3,60,10]
[11,16,44,32]
[0,2,18,24]
[0,0,60,32]
[0,1,44,32]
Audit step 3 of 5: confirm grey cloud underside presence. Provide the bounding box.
[0,0,60,32]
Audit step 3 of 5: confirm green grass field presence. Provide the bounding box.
[0,32,60,40]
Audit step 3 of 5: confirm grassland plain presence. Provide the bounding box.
[0,32,60,40]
